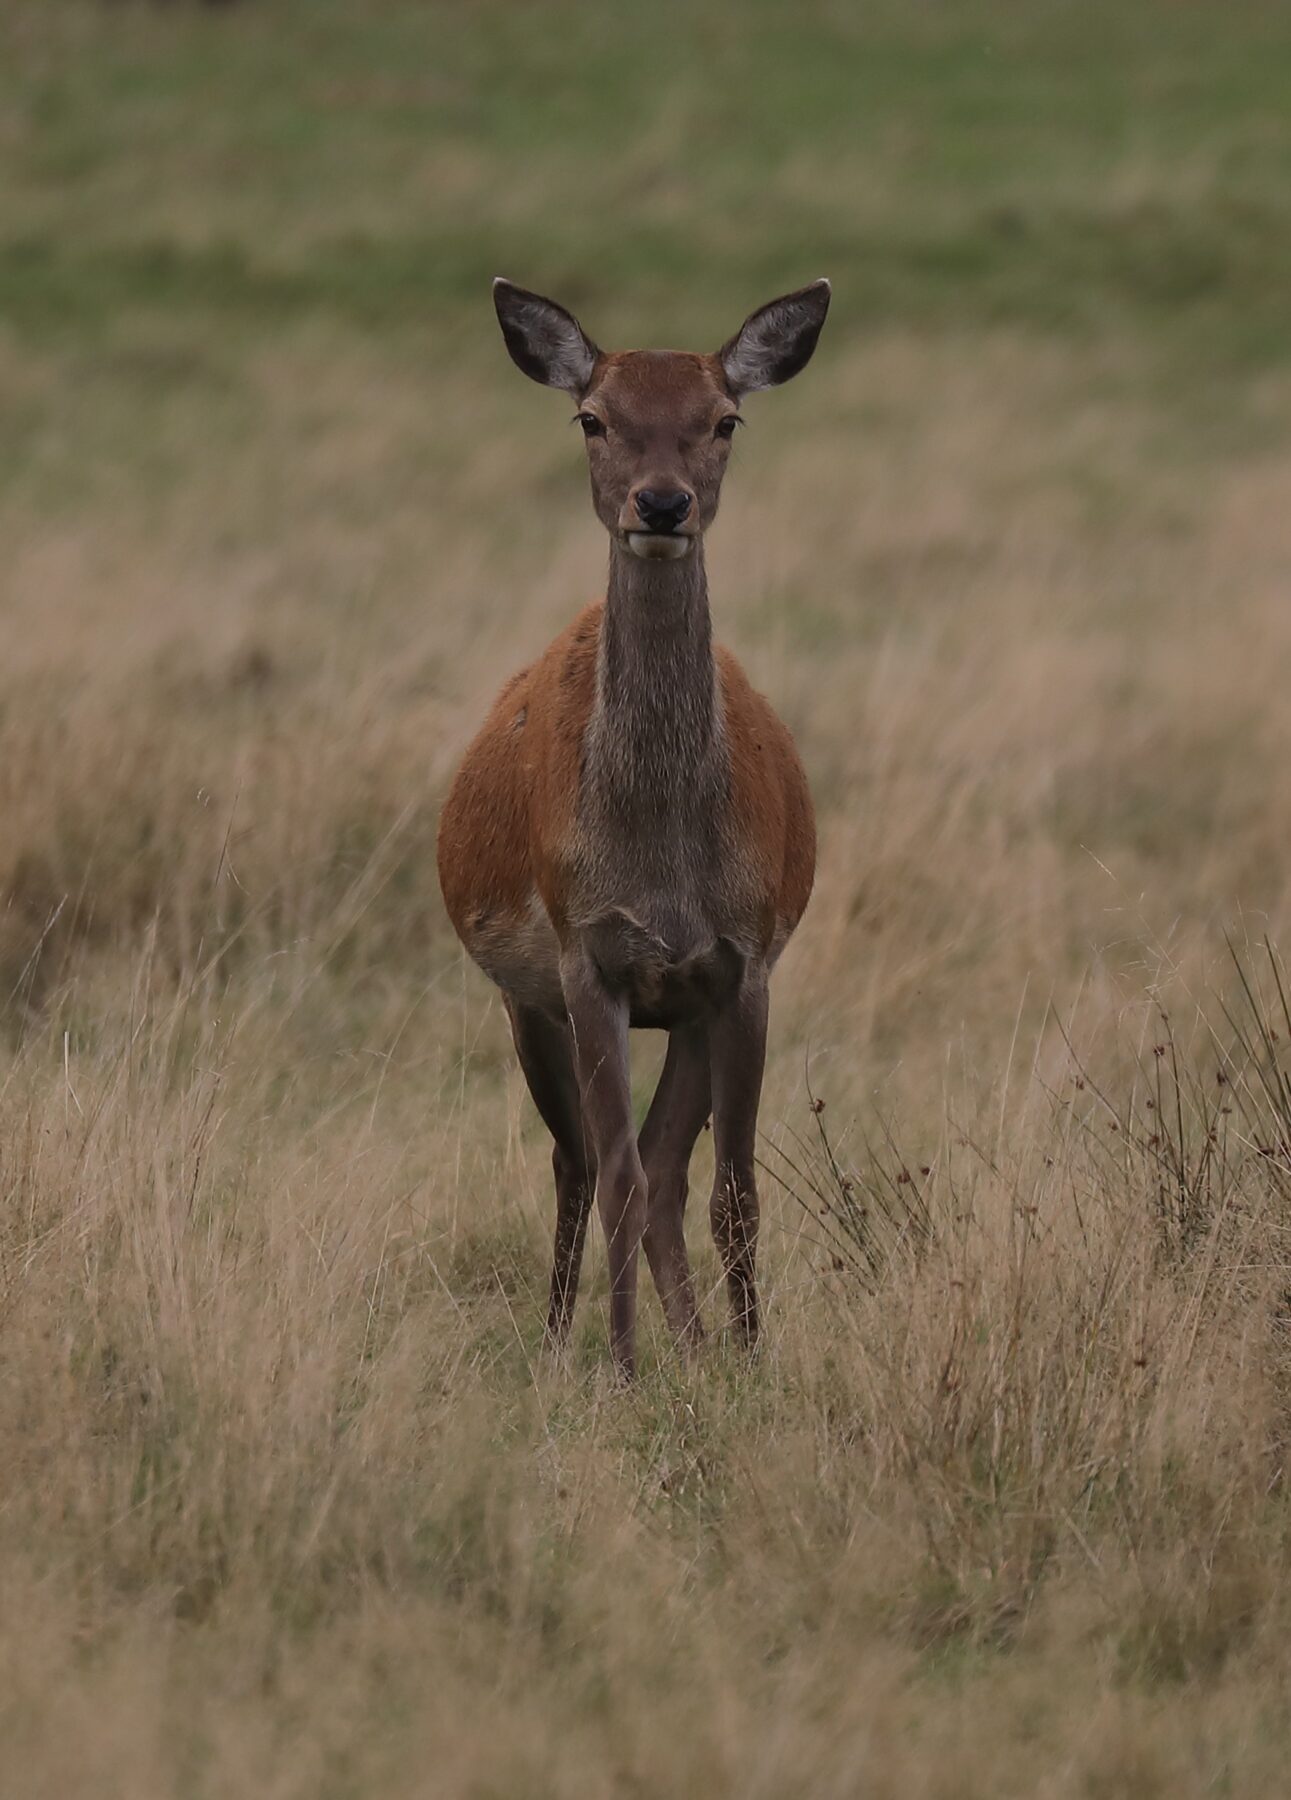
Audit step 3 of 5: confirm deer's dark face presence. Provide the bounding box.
[493,279,830,563]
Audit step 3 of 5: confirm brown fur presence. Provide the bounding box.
[437,602,816,972]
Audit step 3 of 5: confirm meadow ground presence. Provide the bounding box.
[4,3,1291,1793]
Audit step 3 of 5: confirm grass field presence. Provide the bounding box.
[5,2,1291,1793]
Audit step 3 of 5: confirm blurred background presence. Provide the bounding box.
[4,0,1291,1066]
[5,4,1291,1792]
[5,0,1291,1040]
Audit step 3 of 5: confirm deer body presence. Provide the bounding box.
[438,280,829,1375]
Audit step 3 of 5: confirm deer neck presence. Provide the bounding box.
[583,539,725,830]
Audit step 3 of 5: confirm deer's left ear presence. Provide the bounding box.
[719,279,831,396]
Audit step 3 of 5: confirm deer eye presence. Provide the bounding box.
[714,415,741,440]
[576,412,606,438]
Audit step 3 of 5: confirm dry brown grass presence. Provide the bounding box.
[4,300,1291,1794]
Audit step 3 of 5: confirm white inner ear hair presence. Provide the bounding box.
[520,300,596,392]
[722,298,805,394]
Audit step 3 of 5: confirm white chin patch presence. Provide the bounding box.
[626,532,693,561]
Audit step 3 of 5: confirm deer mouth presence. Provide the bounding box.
[624,530,694,562]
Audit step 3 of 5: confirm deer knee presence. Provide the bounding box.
[645,1168,685,1238]
[597,1142,647,1244]
[644,1166,688,1231]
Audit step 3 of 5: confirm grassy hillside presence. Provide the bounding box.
[4,3,1291,1794]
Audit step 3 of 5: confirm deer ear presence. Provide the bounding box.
[493,279,599,396]
[719,279,831,396]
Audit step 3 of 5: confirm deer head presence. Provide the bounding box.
[493,278,831,562]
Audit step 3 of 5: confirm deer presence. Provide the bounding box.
[437,277,829,1378]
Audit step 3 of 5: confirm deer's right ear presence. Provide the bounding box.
[493,279,599,396]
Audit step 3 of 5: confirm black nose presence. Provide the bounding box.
[635,489,692,533]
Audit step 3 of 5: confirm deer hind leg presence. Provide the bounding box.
[638,1022,709,1350]
[505,997,594,1346]
[708,969,770,1347]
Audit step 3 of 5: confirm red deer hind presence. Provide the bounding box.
[438,277,829,1377]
